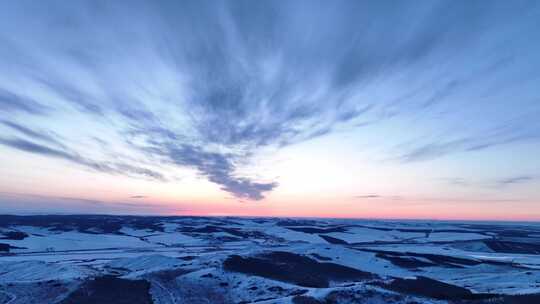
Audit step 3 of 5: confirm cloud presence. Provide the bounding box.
[440,175,538,189]
[354,195,402,200]
[35,76,104,115]
[115,104,280,200]
[0,192,180,215]
[152,143,277,200]
[1,1,539,201]
[130,195,147,199]
[0,120,65,147]
[439,177,472,187]
[0,88,49,115]
[0,136,165,181]
[398,112,540,162]
[0,136,73,159]
[355,195,381,199]
[354,193,527,204]
[495,175,536,187]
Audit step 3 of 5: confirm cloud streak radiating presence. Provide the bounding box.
[1,1,540,202]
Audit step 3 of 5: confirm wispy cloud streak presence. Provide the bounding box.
[0,137,165,181]
[0,1,539,201]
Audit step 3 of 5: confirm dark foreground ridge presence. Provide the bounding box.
[0,214,166,234]
[223,251,375,288]
[484,240,540,254]
[375,276,540,304]
[60,276,153,304]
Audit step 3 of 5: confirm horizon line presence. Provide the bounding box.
[1,212,539,224]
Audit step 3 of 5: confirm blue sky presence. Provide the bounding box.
[0,1,539,219]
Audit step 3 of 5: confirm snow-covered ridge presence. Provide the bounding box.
[1,215,540,303]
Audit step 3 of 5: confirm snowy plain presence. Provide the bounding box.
[1,215,540,303]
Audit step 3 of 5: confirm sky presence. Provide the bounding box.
[1,0,539,220]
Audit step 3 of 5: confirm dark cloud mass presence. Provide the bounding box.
[0,1,539,200]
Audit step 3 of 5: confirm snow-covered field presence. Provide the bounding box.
[1,215,540,303]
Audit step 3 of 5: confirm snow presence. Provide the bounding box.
[264,226,327,243]
[0,260,94,282]
[107,254,184,277]
[326,227,423,243]
[2,216,540,301]
[144,232,202,246]
[3,230,154,252]
[424,232,489,242]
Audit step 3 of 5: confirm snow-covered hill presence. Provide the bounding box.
[1,215,540,303]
